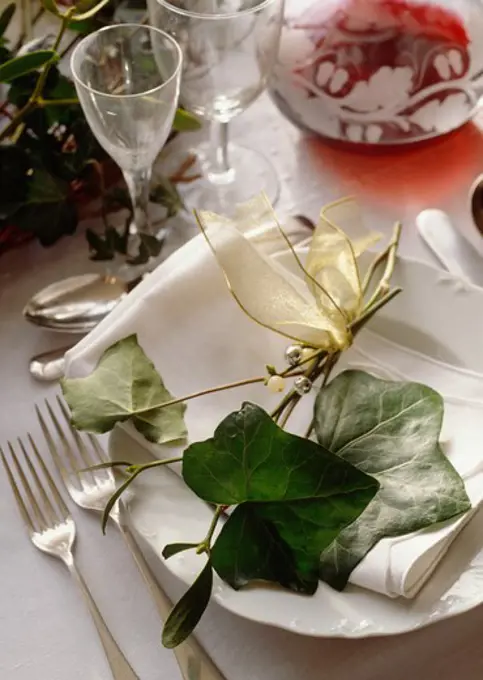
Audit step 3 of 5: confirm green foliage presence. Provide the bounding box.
[62,334,187,444]
[184,402,379,593]
[0,50,57,83]
[59,330,472,648]
[314,370,471,590]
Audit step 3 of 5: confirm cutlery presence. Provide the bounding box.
[29,346,70,382]
[38,397,227,680]
[23,273,143,334]
[1,436,139,680]
[416,209,483,286]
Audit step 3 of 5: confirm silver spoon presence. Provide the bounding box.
[23,273,142,334]
[29,346,70,382]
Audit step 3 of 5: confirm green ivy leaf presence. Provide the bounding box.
[126,239,151,266]
[0,3,15,38]
[183,402,378,506]
[11,168,78,246]
[0,146,30,220]
[162,560,213,649]
[61,335,187,445]
[0,50,57,83]
[162,543,199,560]
[140,233,164,256]
[172,108,202,132]
[211,504,319,593]
[185,403,379,591]
[314,370,471,590]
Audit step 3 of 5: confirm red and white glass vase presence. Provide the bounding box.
[269,0,483,145]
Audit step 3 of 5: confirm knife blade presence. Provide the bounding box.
[416,209,483,287]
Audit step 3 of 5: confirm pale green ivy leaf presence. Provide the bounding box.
[314,370,471,590]
[62,334,187,445]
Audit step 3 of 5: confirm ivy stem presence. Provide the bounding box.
[133,375,268,415]
[39,97,80,107]
[278,396,300,429]
[272,354,329,424]
[197,505,224,555]
[127,457,183,475]
[274,350,340,429]
[280,349,325,377]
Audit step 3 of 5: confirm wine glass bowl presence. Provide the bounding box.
[157,2,283,121]
[71,24,182,260]
[149,0,285,211]
[269,0,483,146]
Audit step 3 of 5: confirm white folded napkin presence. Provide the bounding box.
[65,231,483,601]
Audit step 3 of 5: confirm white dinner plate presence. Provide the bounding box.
[109,252,483,639]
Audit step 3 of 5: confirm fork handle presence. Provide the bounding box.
[67,561,140,680]
[119,523,227,680]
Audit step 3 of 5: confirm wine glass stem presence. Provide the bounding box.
[207,120,235,185]
[124,167,152,238]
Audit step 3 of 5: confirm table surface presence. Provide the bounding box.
[3,93,483,680]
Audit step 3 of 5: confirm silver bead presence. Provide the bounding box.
[285,344,303,367]
[294,376,312,395]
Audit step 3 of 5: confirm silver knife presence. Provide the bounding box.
[416,209,483,287]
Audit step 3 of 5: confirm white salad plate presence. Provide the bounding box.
[108,251,483,639]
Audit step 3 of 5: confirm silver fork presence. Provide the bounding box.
[1,436,139,680]
[38,397,227,680]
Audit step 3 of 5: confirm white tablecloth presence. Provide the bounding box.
[3,95,483,680]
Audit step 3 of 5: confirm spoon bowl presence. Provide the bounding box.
[23,273,140,333]
[29,346,69,382]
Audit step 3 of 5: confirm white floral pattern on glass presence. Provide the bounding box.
[269,0,483,145]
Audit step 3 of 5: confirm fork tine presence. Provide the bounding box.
[8,440,47,532]
[87,433,109,465]
[18,437,59,527]
[56,396,97,470]
[38,402,79,477]
[1,445,35,533]
[57,395,110,471]
[28,434,70,521]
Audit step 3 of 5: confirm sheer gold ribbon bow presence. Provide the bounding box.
[195,194,381,351]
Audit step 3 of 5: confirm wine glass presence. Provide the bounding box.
[71,24,182,265]
[148,0,285,212]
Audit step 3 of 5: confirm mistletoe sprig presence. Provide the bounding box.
[62,196,471,647]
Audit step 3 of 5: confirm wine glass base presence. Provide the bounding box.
[179,142,280,214]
